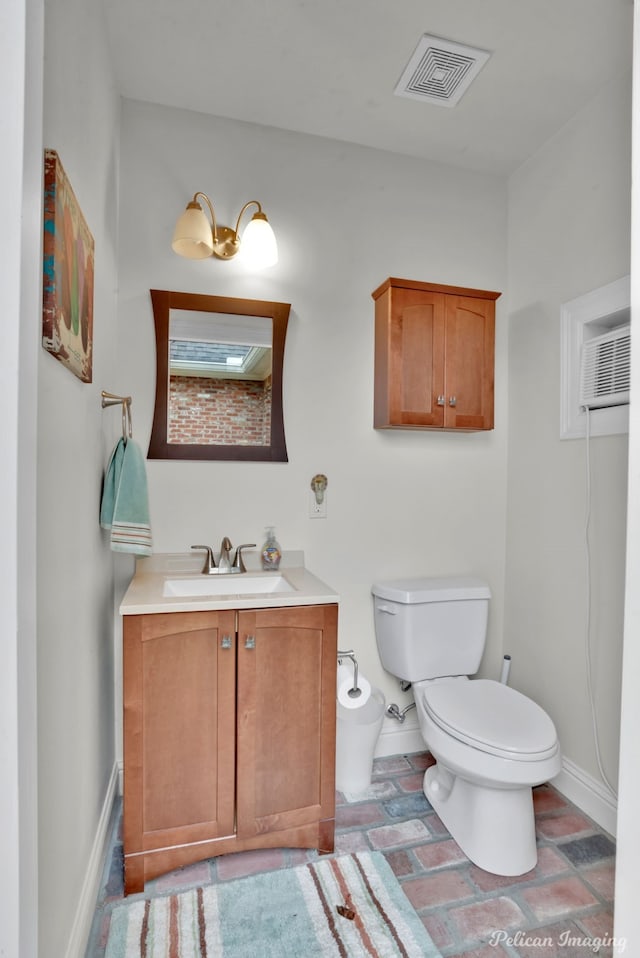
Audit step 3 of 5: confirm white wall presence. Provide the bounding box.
[115,99,509,753]
[38,0,121,954]
[0,0,42,953]
[505,70,631,827]
[615,3,640,949]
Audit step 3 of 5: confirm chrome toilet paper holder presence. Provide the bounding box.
[337,649,364,700]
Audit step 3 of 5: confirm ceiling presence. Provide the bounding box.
[104,0,633,175]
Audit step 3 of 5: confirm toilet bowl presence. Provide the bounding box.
[372,575,562,876]
[414,677,561,875]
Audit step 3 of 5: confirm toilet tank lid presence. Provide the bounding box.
[372,576,491,604]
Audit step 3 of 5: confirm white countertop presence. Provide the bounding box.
[119,551,339,615]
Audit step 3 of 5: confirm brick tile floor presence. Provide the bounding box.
[84,751,616,957]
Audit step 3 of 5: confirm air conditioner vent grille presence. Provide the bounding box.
[579,325,631,409]
[394,35,491,108]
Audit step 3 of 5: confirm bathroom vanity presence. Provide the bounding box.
[120,555,339,894]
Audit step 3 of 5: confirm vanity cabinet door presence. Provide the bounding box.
[373,278,500,432]
[123,610,237,866]
[235,604,337,845]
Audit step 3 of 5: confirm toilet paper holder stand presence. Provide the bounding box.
[337,649,365,701]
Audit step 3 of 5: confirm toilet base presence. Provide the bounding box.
[424,763,537,876]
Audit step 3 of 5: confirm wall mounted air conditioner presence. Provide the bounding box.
[579,324,631,410]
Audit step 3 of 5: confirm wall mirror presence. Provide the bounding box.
[148,289,291,461]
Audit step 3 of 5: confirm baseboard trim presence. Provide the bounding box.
[551,757,618,838]
[374,719,423,758]
[64,761,119,958]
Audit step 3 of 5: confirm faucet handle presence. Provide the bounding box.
[191,544,215,574]
[233,543,256,573]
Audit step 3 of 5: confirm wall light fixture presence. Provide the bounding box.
[172,192,278,268]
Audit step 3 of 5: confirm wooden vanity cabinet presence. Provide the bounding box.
[122,603,338,894]
[373,277,501,431]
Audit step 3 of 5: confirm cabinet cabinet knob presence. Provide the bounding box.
[221,635,232,649]
[436,395,446,406]
[245,635,256,650]
[449,396,457,407]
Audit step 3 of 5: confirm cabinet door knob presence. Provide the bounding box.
[245,635,256,650]
[221,635,232,649]
[436,395,446,406]
[449,396,457,407]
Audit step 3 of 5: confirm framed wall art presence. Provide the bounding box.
[42,149,95,383]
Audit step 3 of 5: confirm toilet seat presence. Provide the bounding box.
[422,679,558,762]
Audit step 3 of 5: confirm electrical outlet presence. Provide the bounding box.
[309,489,327,519]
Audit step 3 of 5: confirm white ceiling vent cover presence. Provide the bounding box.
[394,35,491,108]
[579,325,631,409]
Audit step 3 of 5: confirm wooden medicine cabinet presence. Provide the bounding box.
[373,277,501,431]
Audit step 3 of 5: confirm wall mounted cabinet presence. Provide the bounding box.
[123,603,338,894]
[373,278,501,431]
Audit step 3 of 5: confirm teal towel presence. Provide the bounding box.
[100,438,152,555]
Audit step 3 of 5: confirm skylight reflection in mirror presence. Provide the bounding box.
[168,308,272,381]
[169,341,267,376]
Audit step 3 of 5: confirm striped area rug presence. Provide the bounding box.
[105,851,440,957]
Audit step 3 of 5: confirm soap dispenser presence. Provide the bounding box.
[261,526,282,571]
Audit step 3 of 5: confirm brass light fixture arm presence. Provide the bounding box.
[190,191,266,259]
[192,190,245,260]
[192,191,219,244]
[233,199,264,235]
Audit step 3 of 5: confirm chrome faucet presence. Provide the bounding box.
[217,536,233,572]
[191,540,256,575]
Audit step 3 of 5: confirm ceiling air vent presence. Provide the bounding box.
[394,35,491,108]
[579,325,631,410]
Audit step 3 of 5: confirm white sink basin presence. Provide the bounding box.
[162,574,297,598]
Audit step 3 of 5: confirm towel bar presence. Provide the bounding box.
[101,390,133,440]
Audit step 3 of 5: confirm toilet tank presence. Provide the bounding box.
[372,576,491,682]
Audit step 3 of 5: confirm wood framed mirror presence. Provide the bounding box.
[148,289,291,461]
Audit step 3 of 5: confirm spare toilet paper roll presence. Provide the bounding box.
[337,663,372,709]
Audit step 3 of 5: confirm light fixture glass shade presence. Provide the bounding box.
[172,206,214,259]
[241,213,278,269]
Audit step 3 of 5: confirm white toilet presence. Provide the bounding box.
[372,575,561,876]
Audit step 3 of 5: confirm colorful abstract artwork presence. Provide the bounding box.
[42,150,94,383]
